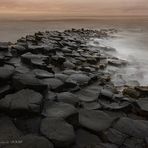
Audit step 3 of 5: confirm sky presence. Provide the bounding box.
[0,0,148,20]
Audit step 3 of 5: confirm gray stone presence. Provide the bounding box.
[42,102,78,121]
[57,92,79,106]
[113,117,148,139]
[40,118,75,147]
[0,89,43,113]
[79,109,114,132]
[20,135,54,148]
[13,73,47,92]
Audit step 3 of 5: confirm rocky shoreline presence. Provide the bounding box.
[0,28,148,148]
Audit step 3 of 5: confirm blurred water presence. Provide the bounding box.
[0,18,148,85]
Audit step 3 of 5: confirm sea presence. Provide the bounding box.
[0,17,148,86]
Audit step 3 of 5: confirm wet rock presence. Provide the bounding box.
[67,73,90,86]
[0,89,43,113]
[14,116,41,134]
[57,92,79,106]
[42,102,78,124]
[100,101,131,111]
[122,137,146,148]
[104,128,128,146]
[0,65,15,83]
[20,135,54,148]
[79,109,115,132]
[113,117,148,139]
[0,117,22,145]
[55,73,69,82]
[81,102,101,110]
[0,42,9,50]
[63,60,75,69]
[135,86,148,97]
[95,143,118,148]
[99,89,114,100]
[76,87,100,102]
[11,45,27,54]
[74,129,102,148]
[12,73,47,92]
[0,85,11,98]
[136,98,148,115]
[40,117,75,147]
[108,58,127,67]
[43,78,64,91]
[123,87,140,99]
[21,52,48,68]
[32,69,54,79]
[51,55,66,65]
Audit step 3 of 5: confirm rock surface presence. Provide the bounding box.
[0,29,147,148]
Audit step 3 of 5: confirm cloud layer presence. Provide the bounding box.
[0,0,148,19]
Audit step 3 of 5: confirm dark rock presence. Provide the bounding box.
[40,118,75,147]
[99,89,114,100]
[94,143,118,148]
[57,92,79,106]
[42,102,78,124]
[76,87,100,102]
[0,65,15,82]
[43,78,64,91]
[79,109,115,132]
[0,42,9,50]
[108,58,127,67]
[135,86,148,97]
[67,74,90,86]
[104,128,128,146]
[0,85,12,98]
[100,101,131,111]
[21,52,48,68]
[20,135,54,148]
[55,73,69,82]
[123,87,140,99]
[11,45,27,54]
[63,60,75,69]
[14,116,41,134]
[113,117,148,139]
[12,73,47,92]
[32,69,54,79]
[122,137,146,148]
[136,98,148,115]
[0,89,43,113]
[81,102,101,110]
[74,129,102,148]
[0,116,22,146]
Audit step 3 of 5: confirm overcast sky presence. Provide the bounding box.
[0,0,148,19]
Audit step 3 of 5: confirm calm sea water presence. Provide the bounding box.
[0,18,148,85]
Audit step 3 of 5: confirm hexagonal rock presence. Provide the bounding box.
[79,109,115,132]
[42,102,78,123]
[136,98,148,115]
[57,92,80,106]
[43,78,64,91]
[99,89,114,100]
[40,118,75,147]
[12,73,47,92]
[0,65,15,81]
[20,135,54,148]
[32,69,54,79]
[21,52,48,66]
[0,89,43,113]
[0,117,22,143]
[104,128,128,146]
[113,117,148,139]
[76,87,100,103]
[74,129,102,148]
[67,73,91,86]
